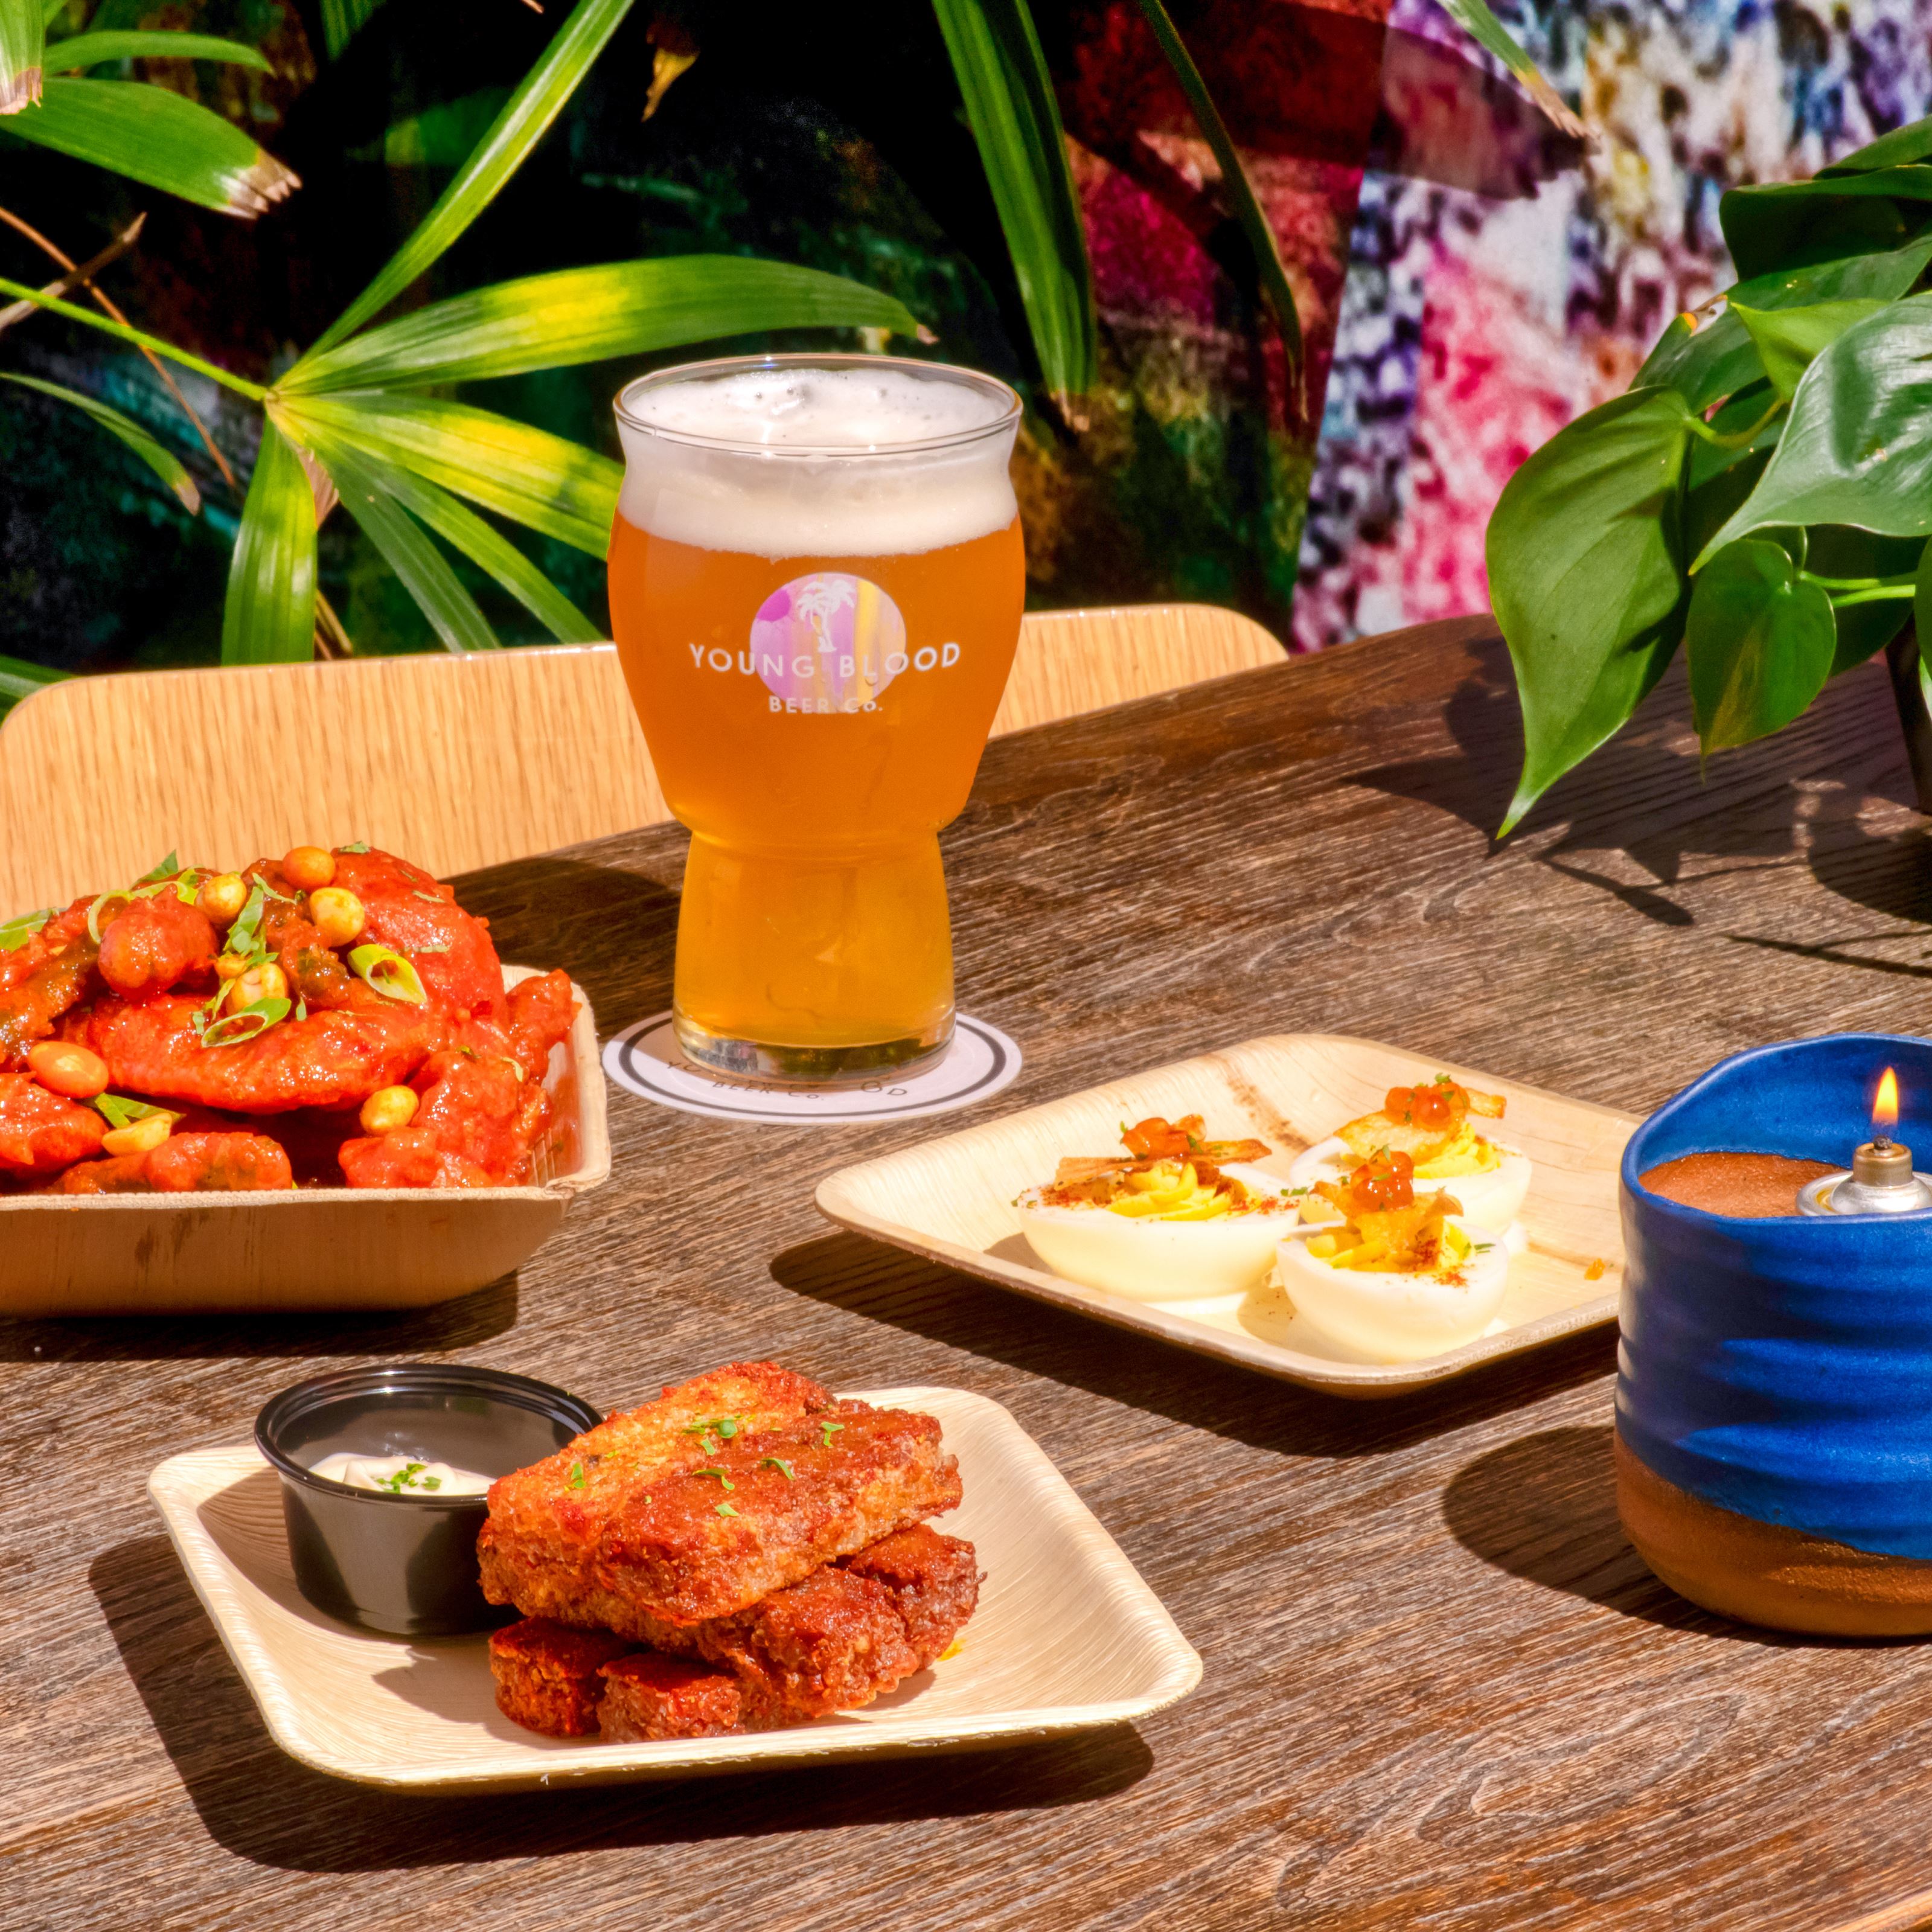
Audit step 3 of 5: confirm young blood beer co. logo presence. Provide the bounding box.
[683,571,960,714]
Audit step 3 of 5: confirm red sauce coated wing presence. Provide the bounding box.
[146,1131,293,1192]
[77,994,443,1113]
[506,970,578,1074]
[0,1073,107,1174]
[96,895,217,999]
[330,849,507,1027]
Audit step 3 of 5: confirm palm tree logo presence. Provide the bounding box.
[793,575,857,652]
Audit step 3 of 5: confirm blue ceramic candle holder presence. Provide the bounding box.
[1618,1033,1932,1634]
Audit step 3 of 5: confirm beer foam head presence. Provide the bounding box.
[615,360,1020,559]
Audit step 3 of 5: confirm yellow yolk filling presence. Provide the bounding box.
[1104,1160,1232,1221]
[1305,1220,1472,1275]
[1411,1122,1500,1181]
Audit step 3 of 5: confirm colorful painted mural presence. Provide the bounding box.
[2,0,1925,673]
[1299,0,1932,647]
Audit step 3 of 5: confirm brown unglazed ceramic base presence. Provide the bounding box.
[1614,1430,1932,1636]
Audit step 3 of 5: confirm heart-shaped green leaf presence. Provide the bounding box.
[1818,114,1932,178]
[1694,293,1932,565]
[1636,233,1932,413]
[1488,386,1694,834]
[1686,539,1837,750]
[1721,167,1932,280]
[1806,526,1921,672]
[1729,298,1889,401]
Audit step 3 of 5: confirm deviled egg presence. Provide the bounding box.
[1253,1152,1508,1360]
[1288,1074,1530,1235]
[1016,1113,1302,1302]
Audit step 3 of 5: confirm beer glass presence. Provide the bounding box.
[609,353,1025,1083]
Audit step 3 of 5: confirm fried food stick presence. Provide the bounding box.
[543,1402,962,1631]
[594,1653,744,1742]
[600,1526,979,1738]
[477,1362,836,1619]
[491,1527,981,1742]
[488,1619,636,1738]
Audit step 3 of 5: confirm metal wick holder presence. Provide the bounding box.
[1797,1137,1932,1215]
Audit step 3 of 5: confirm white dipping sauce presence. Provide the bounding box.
[307,1452,494,1497]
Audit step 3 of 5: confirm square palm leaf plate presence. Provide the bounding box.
[148,1386,1201,1788]
[0,966,607,1317]
[814,1034,1637,1398]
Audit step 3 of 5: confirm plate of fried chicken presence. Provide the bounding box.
[149,1362,1200,1786]
[0,840,607,1314]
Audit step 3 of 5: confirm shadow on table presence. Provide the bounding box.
[771,1230,1616,1460]
[0,1273,518,1363]
[450,854,680,1038]
[1351,641,1922,931]
[92,1535,1150,1873]
[1442,1425,1904,1647]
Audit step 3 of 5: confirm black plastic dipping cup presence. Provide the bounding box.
[255,1362,602,1637]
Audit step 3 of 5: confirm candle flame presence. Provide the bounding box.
[1876,1067,1901,1136]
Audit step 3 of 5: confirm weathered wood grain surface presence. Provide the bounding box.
[11,615,1932,1932]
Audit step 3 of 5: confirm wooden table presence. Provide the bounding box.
[12,616,1932,1932]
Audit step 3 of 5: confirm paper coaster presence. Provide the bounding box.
[601,1012,1022,1124]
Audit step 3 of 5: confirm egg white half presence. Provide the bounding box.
[1017,1161,1299,1302]
[1263,1214,1509,1361]
[1287,1134,1531,1235]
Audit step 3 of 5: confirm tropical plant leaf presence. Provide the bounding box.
[1131,0,1302,383]
[1818,114,1932,178]
[288,406,598,640]
[318,441,499,652]
[1812,527,1921,673]
[4,77,297,216]
[361,88,508,168]
[1730,298,1889,401]
[1635,234,1932,413]
[286,393,619,554]
[930,0,1095,408]
[0,372,200,511]
[286,257,921,394]
[318,0,388,60]
[42,30,271,71]
[1721,167,1932,281]
[1487,386,1694,834]
[1915,543,1932,682]
[369,461,599,642]
[1430,0,1586,140]
[0,651,64,714]
[0,272,268,398]
[1,0,42,111]
[1695,294,1932,565]
[1685,539,1837,750]
[223,420,316,664]
[310,0,635,356]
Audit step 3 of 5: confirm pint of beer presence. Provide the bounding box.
[608,354,1025,1082]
